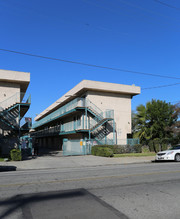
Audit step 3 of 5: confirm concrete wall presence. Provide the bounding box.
[0,81,20,103]
[0,69,30,84]
[35,80,140,121]
[86,91,132,144]
[0,69,30,109]
[0,137,18,155]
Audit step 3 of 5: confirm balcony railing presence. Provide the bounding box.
[31,125,61,137]
[33,98,114,129]
[33,98,84,128]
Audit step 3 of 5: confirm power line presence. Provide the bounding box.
[84,0,180,30]
[142,82,180,90]
[1,48,180,80]
[117,0,177,19]
[154,0,180,11]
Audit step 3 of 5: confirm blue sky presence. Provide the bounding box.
[0,0,180,121]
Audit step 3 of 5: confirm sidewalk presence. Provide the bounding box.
[0,154,155,171]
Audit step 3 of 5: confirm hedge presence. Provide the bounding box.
[92,144,142,154]
[91,146,114,157]
[10,149,22,161]
[148,139,169,153]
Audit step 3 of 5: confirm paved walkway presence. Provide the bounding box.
[1,153,155,171]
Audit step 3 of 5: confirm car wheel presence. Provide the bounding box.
[175,154,180,162]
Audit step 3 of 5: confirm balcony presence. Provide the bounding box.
[33,98,114,129]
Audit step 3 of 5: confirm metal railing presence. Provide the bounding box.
[127,138,140,146]
[31,125,61,137]
[33,97,114,129]
[33,98,83,128]
[86,99,104,119]
[20,117,32,129]
[0,92,31,112]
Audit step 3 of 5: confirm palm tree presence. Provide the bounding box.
[133,104,149,144]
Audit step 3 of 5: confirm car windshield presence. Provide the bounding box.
[169,145,180,150]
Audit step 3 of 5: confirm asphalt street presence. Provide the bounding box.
[0,162,180,219]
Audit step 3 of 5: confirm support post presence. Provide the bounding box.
[85,107,87,129]
[18,104,21,150]
[82,113,84,129]
[113,119,116,145]
[105,122,107,145]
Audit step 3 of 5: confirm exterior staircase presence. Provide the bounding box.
[0,92,31,137]
[86,99,115,145]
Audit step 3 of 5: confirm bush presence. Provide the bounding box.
[132,144,142,153]
[148,139,169,152]
[92,144,143,154]
[10,149,22,161]
[142,146,150,153]
[91,146,114,157]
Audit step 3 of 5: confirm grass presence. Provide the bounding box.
[114,152,156,157]
[0,158,5,162]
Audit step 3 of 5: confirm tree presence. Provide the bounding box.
[132,104,149,144]
[133,99,178,151]
[166,102,180,143]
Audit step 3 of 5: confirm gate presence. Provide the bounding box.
[63,139,93,156]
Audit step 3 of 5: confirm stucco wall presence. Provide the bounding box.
[86,91,132,144]
[0,82,20,108]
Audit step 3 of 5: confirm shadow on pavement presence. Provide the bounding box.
[21,148,63,161]
[0,189,128,219]
[152,160,175,163]
[0,165,16,172]
[38,148,63,157]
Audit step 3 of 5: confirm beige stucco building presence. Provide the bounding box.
[32,80,140,155]
[0,69,31,155]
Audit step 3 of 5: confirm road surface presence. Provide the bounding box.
[0,162,180,218]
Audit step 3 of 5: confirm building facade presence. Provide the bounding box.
[0,69,31,155]
[32,80,140,155]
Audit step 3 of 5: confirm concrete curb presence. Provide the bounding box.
[0,156,156,171]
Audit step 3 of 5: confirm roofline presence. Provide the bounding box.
[35,80,141,121]
[0,69,30,93]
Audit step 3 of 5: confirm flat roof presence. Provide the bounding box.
[0,69,30,93]
[35,80,141,121]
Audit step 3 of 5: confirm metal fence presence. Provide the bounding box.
[63,139,94,156]
[62,138,139,156]
[127,138,139,146]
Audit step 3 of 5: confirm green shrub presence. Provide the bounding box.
[92,144,143,155]
[148,139,169,152]
[142,146,150,153]
[10,149,22,161]
[91,146,114,157]
[132,144,142,153]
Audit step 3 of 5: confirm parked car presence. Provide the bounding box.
[155,145,180,162]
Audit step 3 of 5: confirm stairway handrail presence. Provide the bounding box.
[0,92,31,112]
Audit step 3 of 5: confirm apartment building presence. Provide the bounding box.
[0,69,31,155]
[32,80,140,155]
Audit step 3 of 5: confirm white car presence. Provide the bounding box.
[155,145,180,162]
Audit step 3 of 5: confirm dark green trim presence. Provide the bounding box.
[33,108,77,129]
